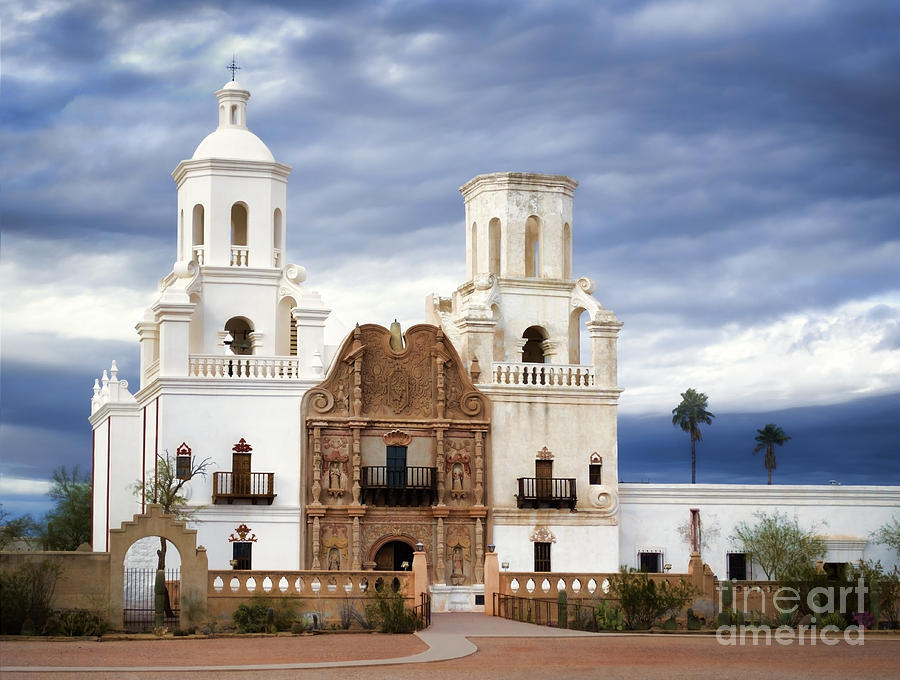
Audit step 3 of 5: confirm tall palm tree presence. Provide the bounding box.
[753,424,791,485]
[672,388,714,484]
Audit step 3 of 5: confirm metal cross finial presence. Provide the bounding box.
[227,55,241,81]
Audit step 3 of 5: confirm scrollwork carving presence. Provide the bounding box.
[308,388,335,414]
[459,391,483,416]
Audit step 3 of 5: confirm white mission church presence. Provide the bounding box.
[88,80,899,610]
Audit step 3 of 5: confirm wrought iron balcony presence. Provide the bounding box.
[516,477,577,509]
[360,466,437,507]
[212,472,276,505]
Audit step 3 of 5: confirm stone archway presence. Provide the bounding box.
[367,535,417,572]
[108,504,208,631]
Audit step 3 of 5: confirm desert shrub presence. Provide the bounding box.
[594,600,624,630]
[0,559,62,634]
[818,612,848,630]
[607,568,696,630]
[365,586,419,633]
[232,595,301,633]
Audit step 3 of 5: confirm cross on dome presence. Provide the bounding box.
[227,55,241,81]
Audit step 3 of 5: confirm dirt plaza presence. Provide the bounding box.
[2,614,899,680]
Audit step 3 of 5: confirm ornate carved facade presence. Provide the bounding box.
[302,323,490,585]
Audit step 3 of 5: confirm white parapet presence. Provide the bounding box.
[188,354,301,379]
[490,362,596,388]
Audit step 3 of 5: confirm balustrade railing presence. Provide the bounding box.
[188,355,301,379]
[192,245,206,265]
[212,471,276,504]
[516,477,577,509]
[361,466,437,506]
[490,362,595,388]
[273,248,281,267]
[230,245,249,267]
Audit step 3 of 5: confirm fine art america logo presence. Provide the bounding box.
[715,578,869,646]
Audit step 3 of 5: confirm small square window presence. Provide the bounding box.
[728,552,748,580]
[233,542,252,570]
[589,464,602,485]
[638,551,662,573]
[176,454,191,480]
[534,542,551,572]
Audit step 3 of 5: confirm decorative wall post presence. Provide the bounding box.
[351,517,361,570]
[474,431,485,506]
[436,429,446,506]
[311,426,322,505]
[311,516,321,569]
[474,518,484,583]
[351,427,361,505]
[435,518,446,584]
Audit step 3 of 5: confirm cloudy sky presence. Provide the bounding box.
[2,0,899,517]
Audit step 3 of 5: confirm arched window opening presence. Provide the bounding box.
[569,308,588,364]
[491,304,504,362]
[230,104,238,125]
[191,204,205,265]
[522,325,547,364]
[488,218,501,275]
[225,317,253,355]
[273,209,283,267]
[231,203,249,266]
[470,222,478,277]
[276,296,297,357]
[231,203,248,246]
[178,210,184,260]
[192,205,204,245]
[189,293,203,354]
[563,223,572,279]
[525,216,541,277]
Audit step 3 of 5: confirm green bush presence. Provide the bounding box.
[608,568,696,630]
[594,600,624,631]
[232,596,301,633]
[818,612,848,630]
[365,587,419,633]
[0,559,62,634]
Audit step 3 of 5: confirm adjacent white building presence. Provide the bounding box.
[90,80,899,593]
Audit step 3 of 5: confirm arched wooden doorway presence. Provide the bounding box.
[373,539,414,571]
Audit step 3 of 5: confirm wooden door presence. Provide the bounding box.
[233,453,251,495]
[535,460,552,498]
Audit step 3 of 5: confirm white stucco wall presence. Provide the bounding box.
[619,484,900,578]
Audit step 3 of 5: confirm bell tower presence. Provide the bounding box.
[428,171,623,573]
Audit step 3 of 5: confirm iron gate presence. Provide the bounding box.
[123,568,180,632]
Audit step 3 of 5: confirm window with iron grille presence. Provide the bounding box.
[176,453,191,480]
[233,542,252,570]
[534,542,551,572]
[589,463,602,485]
[727,552,748,580]
[638,551,662,573]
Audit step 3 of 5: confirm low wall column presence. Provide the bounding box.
[483,549,499,616]
[412,545,429,606]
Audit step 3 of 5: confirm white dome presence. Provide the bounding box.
[222,80,245,91]
[192,128,275,162]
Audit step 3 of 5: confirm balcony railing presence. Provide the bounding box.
[516,477,577,509]
[491,362,595,388]
[192,245,206,265]
[213,472,276,505]
[230,245,249,267]
[188,355,301,379]
[360,466,437,507]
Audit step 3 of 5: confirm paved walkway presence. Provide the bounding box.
[1,614,597,674]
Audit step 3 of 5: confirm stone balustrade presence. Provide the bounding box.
[208,569,411,598]
[230,245,249,266]
[188,355,301,379]
[501,571,692,599]
[192,246,206,265]
[490,362,596,388]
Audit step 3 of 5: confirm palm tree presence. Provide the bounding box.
[672,388,714,484]
[753,424,791,485]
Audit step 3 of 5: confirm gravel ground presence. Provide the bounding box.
[2,629,898,680]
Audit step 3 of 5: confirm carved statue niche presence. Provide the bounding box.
[322,437,349,499]
[445,525,472,586]
[444,438,473,503]
[321,524,349,571]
